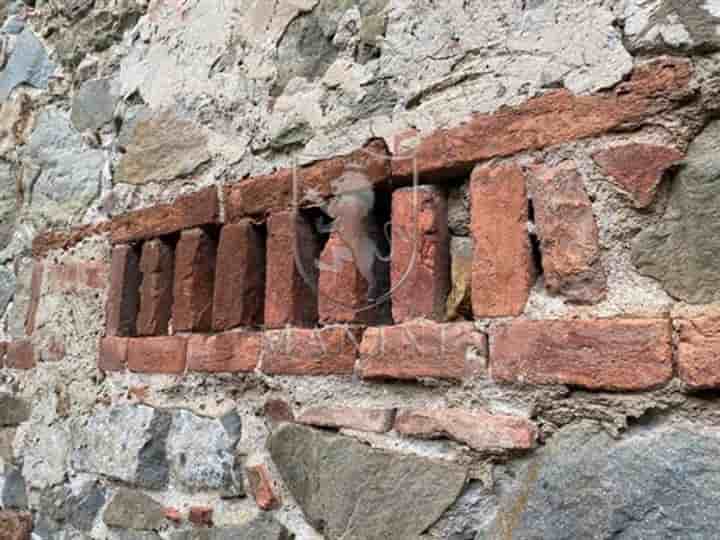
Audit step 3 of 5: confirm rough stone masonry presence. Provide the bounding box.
[4,1,720,539]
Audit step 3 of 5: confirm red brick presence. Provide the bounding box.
[677,317,720,390]
[32,221,112,258]
[261,326,364,376]
[111,187,219,244]
[188,507,213,527]
[173,228,217,332]
[264,399,294,424]
[593,143,684,208]
[392,58,692,180]
[224,139,390,220]
[297,406,395,433]
[187,332,260,373]
[127,337,187,374]
[391,186,449,323]
[0,511,32,540]
[395,408,536,452]
[246,464,281,511]
[490,319,672,391]
[24,262,43,336]
[264,212,320,328]
[99,337,128,372]
[106,245,142,337]
[527,162,606,304]
[137,239,174,336]
[44,262,109,292]
[5,341,35,370]
[163,507,182,523]
[358,321,486,381]
[212,221,265,331]
[471,163,534,317]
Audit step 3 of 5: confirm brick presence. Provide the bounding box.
[677,317,720,390]
[163,507,182,523]
[264,399,294,424]
[24,262,43,336]
[5,341,34,370]
[490,319,672,391]
[261,326,364,376]
[394,408,536,452]
[246,464,281,511]
[212,221,265,331]
[358,321,486,381]
[99,337,128,372]
[264,212,321,328]
[187,332,260,373]
[593,143,684,208]
[527,162,606,304]
[44,262,109,292]
[224,139,390,220]
[106,245,141,337]
[391,186,449,323]
[111,187,219,244]
[297,406,396,433]
[173,228,217,332]
[127,337,187,374]
[32,221,112,258]
[137,239,174,336]
[0,511,32,540]
[188,506,213,527]
[471,163,534,317]
[392,58,692,180]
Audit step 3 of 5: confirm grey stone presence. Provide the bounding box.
[488,422,720,539]
[2,14,24,34]
[20,424,69,489]
[0,464,26,509]
[170,515,292,540]
[0,394,29,426]
[111,532,162,540]
[24,110,104,227]
[0,429,15,462]
[115,108,209,185]
[103,488,165,531]
[268,423,467,540]
[39,481,106,532]
[633,119,720,303]
[166,410,243,494]
[72,405,171,490]
[0,161,16,251]
[71,78,119,132]
[0,28,56,100]
[0,265,15,315]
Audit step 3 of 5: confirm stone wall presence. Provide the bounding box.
[3,1,720,539]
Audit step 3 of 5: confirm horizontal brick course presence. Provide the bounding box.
[98,337,129,372]
[677,318,720,390]
[187,332,261,373]
[127,336,187,374]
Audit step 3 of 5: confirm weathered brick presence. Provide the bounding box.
[187,332,260,373]
[264,212,320,328]
[527,162,606,304]
[392,186,449,323]
[188,506,213,527]
[358,321,486,381]
[5,341,34,370]
[137,239,174,336]
[99,337,129,372]
[246,464,281,511]
[394,408,537,452]
[490,319,672,391]
[44,262,109,292]
[471,163,534,317]
[0,511,32,540]
[224,140,390,220]
[677,317,720,390]
[127,337,187,374]
[297,406,395,433]
[24,262,43,336]
[393,58,692,180]
[173,228,217,332]
[593,143,684,208]
[212,221,265,331]
[261,326,364,376]
[111,187,219,244]
[264,399,294,425]
[106,245,141,337]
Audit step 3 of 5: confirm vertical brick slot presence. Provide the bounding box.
[173,227,217,332]
[391,185,449,323]
[137,238,175,336]
[264,211,321,329]
[106,244,142,337]
[471,163,535,317]
[212,220,266,331]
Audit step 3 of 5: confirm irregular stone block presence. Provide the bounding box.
[20,424,69,490]
[358,321,486,381]
[137,239,174,336]
[527,161,606,304]
[471,163,534,317]
[297,406,395,434]
[169,515,291,540]
[106,245,141,337]
[0,464,27,510]
[188,507,213,527]
[39,481,106,533]
[103,488,165,531]
[186,332,260,373]
[0,395,29,427]
[71,77,120,132]
[490,319,673,391]
[173,228,217,332]
[0,29,56,99]
[0,267,15,320]
[391,186,449,323]
[246,464,281,511]
[268,423,467,540]
[677,317,720,390]
[127,337,187,374]
[212,221,265,331]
